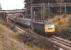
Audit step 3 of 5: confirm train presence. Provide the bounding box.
[16,18,32,28]
[32,21,55,35]
[8,17,56,35]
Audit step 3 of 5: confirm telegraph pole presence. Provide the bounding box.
[0,4,2,10]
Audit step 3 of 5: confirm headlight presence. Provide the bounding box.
[47,24,55,28]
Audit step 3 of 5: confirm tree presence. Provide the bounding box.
[55,0,64,3]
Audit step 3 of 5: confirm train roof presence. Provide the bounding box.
[33,20,54,25]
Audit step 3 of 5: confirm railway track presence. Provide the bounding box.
[15,24,71,50]
[9,19,71,50]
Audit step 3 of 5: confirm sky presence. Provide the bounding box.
[0,0,25,10]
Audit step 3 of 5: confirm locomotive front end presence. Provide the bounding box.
[44,23,55,33]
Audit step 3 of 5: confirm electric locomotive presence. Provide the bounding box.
[32,20,55,35]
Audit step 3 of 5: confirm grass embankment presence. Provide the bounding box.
[48,15,69,31]
[0,18,44,50]
[48,15,71,40]
[57,15,71,40]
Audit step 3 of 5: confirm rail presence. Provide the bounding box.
[15,24,71,50]
[9,19,71,50]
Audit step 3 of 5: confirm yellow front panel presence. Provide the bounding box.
[44,24,55,32]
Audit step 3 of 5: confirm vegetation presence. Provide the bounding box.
[46,15,71,41]
[0,17,44,50]
[55,0,64,3]
[48,15,69,31]
[57,15,71,40]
